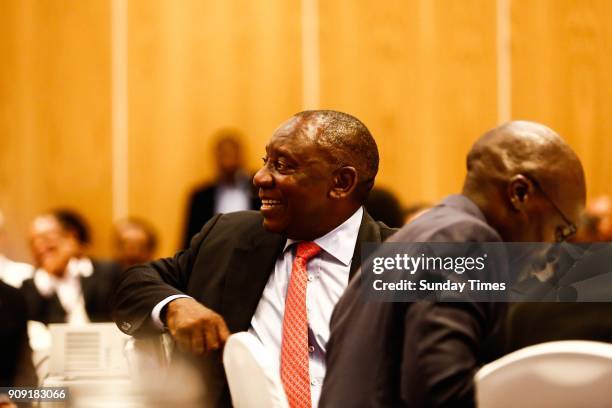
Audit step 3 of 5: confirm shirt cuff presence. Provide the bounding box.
[151,294,192,330]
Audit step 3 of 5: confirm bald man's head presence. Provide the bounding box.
[463,120,586,242]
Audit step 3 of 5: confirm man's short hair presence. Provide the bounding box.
[51,209,91,245]
[296,110,379,201]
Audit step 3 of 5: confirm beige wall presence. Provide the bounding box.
[319,0,499,203]
[1,0,610,261]
[511,0,612,198]
[127,0,303,253]
[0,0,113,262]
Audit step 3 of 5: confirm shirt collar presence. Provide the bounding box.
[68,257,94,278]
[33,257,93,296]
[284,206,364,266]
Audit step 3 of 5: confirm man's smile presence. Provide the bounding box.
[260,198,284,212]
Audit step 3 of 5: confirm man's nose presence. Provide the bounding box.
[253,166,273,188]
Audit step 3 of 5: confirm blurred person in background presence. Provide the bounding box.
[364,187,405,228]
[573,212,601,243]
[182,130,259,247]
[0,210,34,288]
[20,209,121,325]
[113,217,158,269]
[572,195,611,242]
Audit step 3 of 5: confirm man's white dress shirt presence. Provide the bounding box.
[33,257,93,325]
[214,183,251,215]
[248,207,363,407]
[0,254,33,288]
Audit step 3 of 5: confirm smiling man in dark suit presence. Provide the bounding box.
[113,110,395,407]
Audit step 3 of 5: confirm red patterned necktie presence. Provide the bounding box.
[281,241,321,408]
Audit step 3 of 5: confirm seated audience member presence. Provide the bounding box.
[0,210,33,288]
[183,130,260,247]
[0,280,37,388]
[320,121,586,408]
[113,110,396,407]
[113,217,158,269]
[364,187,405,228]
[20,210,121,324]
[573,212,601,243]
[585,195,612,241]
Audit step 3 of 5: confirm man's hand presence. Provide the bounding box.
[165,297,230,355]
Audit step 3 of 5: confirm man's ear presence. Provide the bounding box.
[330,166,358,199]
[508,174,534,211]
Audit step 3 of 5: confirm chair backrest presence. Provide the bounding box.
[475,340,612,408]
[223,332,289,408]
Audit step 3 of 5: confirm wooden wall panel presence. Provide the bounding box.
[319,0,499,207]
[0,0,112,262]
[511,0,612,199]
[127,0,303,256]
[2,0,610,261]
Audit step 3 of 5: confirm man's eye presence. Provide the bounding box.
[262,156,292,172]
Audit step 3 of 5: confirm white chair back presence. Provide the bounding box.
[223,332,289,408]
[475,340,612,408]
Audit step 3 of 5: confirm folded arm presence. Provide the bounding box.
[112,214,222,337]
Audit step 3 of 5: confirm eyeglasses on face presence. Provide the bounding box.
[523,175,577,242]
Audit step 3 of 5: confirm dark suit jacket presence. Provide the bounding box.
[0,281,37,387]
[20,259,121,324]
[183,179,260,248]
[320,195,507,408]
[113,210,395,406]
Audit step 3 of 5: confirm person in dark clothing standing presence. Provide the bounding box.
[183,131,259,248]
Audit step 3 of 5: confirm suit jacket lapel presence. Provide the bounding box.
[221,232,286,333]
[349,211,384,280]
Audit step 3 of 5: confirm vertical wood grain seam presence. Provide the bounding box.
[301,0,320,109]
[496,0,511,123]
